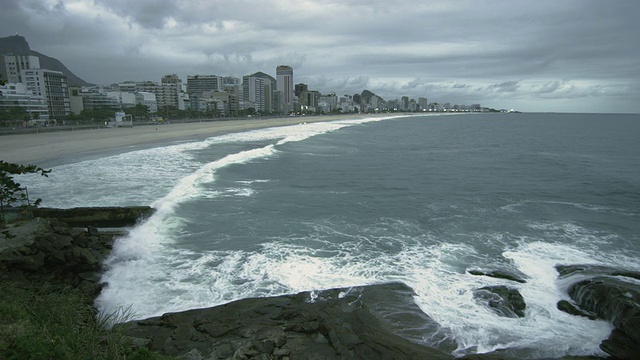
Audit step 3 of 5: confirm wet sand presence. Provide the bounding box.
[0,115,379,166]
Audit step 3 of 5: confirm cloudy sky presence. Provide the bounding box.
[2,0,639,113]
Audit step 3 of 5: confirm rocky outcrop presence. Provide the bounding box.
[31,206,154,227]
[556,300,597,320]
[556,264,640,359]
[556,264,640,281]
[120,282,453,360]
[0,218,123,298]
[473,285,526,318]
[467,269,527,283]
[568,278,640,359]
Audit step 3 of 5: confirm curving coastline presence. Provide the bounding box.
[0,114,390,166]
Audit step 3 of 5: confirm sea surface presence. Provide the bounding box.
[20,113,640,358]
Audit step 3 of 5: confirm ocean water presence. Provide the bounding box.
[20,113,640,358]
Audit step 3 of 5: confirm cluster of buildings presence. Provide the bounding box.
[1,53,489,127]
[0,54,70,125]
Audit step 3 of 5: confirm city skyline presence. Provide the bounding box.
[1,1,639,114]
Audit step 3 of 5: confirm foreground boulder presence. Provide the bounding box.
[473,285,526,318]
[120,283,454,359]
[556,264,640,359]
[567,277,640,359]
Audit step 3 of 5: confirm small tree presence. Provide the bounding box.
[0,160,51,223]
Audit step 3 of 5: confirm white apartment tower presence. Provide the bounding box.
[22,68,70,121]
[276,65,293,113]
[242,75,266,112]
[3,54,40,83]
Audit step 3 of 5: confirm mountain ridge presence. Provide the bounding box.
[0,34,92,87]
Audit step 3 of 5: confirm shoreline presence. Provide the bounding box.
[0,114,390,166]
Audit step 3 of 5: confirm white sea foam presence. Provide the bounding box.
[17,142,202,208]
[501,199,639,217]
[96,144,279,317]
[19,115,402,209]
[103,215,614,358]
[55,113,630,358]
[97,115,409,319]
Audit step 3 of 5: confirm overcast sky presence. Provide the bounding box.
[2,0,639,113]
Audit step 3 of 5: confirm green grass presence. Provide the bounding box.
[0,278,169,360]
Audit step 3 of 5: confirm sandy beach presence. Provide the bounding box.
[0,115,382,166]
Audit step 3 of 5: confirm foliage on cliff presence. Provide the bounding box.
[0,278,168,359]
[0,160,51,223]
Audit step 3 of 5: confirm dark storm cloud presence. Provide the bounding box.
[1,0,639,112]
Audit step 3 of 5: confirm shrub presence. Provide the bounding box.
[0,160,51,224]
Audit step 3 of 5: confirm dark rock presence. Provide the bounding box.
[13,251,46,271]
[70,228,86,239]
[474,286,526,318]
[32,206,154,227]
[120,283,452,359]
[556,264,640,281]
[47,247,67,264]
[52,233,73,247]
[87,226,100,237]
[52,225,71,235]
[556,300,597,320]
[0,218,117,298]
[467,269,527,283]
[568,277,640,343]
[74,234,91,248]
[33,236,56,253]
[600,328,640,360]
[69,247,99,271]
[125,336,152,349]
[557,264,640,359]
[178,348,203,360]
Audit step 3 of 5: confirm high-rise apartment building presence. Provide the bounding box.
[187,75,222,97]
[300,90,320,109]
[295,83,308,98]
[276,65,293,113]
[418,97,428,111]
[161,74,183,107]
[251,72,276,113]
[22,68,70,121]
[3,54,40,83]
[242,75,266,112]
